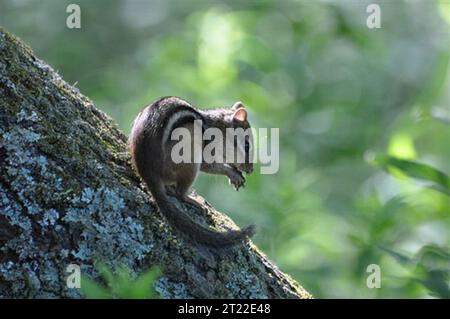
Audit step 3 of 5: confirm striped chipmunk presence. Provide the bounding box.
[129,96,255,248]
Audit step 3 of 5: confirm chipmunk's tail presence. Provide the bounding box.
[149,181,255,248]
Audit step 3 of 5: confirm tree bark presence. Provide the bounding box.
[0,28,311,299]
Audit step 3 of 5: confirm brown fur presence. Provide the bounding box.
[129,96,255,248]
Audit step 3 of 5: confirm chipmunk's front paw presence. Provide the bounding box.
[229,169,245,190]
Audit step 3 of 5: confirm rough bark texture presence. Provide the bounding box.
[0,28,311,299]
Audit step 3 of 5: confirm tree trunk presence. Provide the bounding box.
[0,28,311,299]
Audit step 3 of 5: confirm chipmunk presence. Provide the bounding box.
[129,96,255,248]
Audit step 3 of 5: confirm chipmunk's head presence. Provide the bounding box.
[223,101,254,175]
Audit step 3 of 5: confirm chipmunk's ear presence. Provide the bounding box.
[231,101,245,111]
[233,107,247,122]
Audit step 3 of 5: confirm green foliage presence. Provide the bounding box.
[381,245,450,298]
[81,263,160,299]
[370,154,450,195]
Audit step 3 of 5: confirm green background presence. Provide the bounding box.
[1,0,449,298]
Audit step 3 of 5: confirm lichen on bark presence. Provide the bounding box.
[0,27,311,299]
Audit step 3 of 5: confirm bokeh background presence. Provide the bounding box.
[1,0,449,298]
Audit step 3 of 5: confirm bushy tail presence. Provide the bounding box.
[149,182,255,248]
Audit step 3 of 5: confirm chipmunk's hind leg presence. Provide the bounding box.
[175,164,208,213]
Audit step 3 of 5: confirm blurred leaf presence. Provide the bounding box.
[80,277,112,299]
[95,262,115,287]
[126,267,161,299]
[80,264,160,299]
[379,245,414,265]
[370,154,450,195]
[416,269,450,299]
[382,244,450,298]
[416,244,450,269]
